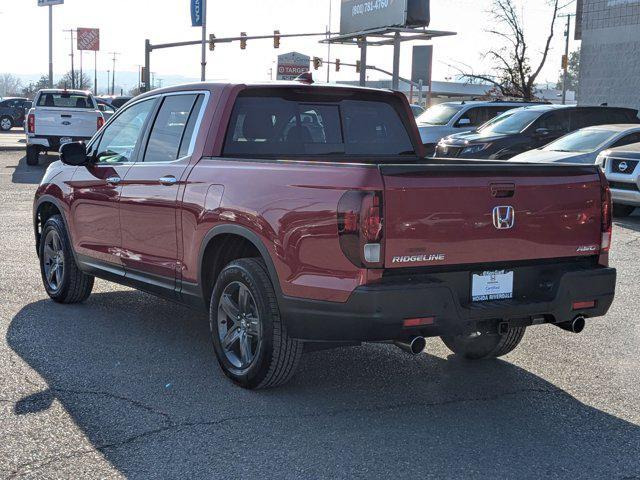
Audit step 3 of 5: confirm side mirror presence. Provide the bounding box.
[457,118,472,127]
[59,142,90,166]
[536,128,550,137]
[98,104,106,112]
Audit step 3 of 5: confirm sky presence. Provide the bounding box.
[0,0,579,91]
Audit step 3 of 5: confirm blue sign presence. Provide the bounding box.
[191,0,204,27]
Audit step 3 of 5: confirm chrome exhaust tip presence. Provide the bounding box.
[556,316,586,334]
[394,336,427,355]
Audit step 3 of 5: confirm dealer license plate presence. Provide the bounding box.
[471,270,514,302]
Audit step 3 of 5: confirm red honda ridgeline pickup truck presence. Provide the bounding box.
[34,82,616,389]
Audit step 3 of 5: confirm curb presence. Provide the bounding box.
[0,145,25,152]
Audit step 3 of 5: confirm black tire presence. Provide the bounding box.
[0,115,13,131]
[613,204,635,217]
[39,215,94,304]
[441,326,526,360]
[209,258,303,389]
[26,145,40,166]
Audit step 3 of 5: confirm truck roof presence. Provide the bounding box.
[134,80,403,102]
[36,89,94,95]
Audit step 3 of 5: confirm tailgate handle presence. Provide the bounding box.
[60,114,72,118]
[490,183,515,198]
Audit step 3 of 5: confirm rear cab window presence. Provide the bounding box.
[36,92,95,109]
[223,88,416,159]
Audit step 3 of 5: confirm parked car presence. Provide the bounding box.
[596,142,640,217]
[96,98,117,121]
[25,89,105,165]
[510,124,640,164]
[436,105,640,160]
[0,97,31,131]
[97,95,133,109]
[34,82,616,389]
[410,104,425,117]
[416,100,546,155]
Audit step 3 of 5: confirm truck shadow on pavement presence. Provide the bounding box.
[10,153,58,185]
[7,290,640,479]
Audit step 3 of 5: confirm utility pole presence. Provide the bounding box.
[94,51,97,94]
[558,13,576,105]
[63,29,76,88]
[48,5,53,88]
[79,50,83,89]
[109,52,120,95]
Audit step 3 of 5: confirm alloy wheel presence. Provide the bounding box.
[42,230,65,292]
[217,281,261,369]
[0,118,12,131]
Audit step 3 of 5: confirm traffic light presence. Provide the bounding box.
[335,59,340,72]
[274,30,280,49]
[355,60,361,73]
[313,57,322,70]
[240,32,247,50]
[209,34,216,51]
[561,54,568,70]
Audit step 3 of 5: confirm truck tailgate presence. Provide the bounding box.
[380,163,603,268]
[35,107,99,138]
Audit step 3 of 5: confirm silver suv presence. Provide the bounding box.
[597,143,640,217]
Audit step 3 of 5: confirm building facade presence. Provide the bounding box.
[578,0,640,108]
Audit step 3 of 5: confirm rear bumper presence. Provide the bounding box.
[27,135,93,150]
[280,263,616,342]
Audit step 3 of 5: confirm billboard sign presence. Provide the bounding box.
[77,28,100,51]
[191,0,204,27]
[37,0,64,5]
[277,52,311,80]
[411,45,432,84]
[340,0,430,34]
[340,0,407,34]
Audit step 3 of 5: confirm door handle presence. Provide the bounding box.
[106,176,121,185]
[158,175,177,186]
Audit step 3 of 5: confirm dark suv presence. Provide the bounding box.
[0,97,30,131]
[435,105,640,160]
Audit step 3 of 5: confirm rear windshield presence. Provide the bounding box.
[37,92,93,109]
[223,91,415,158]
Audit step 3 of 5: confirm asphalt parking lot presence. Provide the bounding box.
[1,149,639,479]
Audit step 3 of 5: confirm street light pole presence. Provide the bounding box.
[201,0,207,81]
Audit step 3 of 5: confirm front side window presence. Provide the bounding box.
[143,94,200,162]
[223,93,414,158]
[93,99,155,164]
[37,92,94,109]
[478,109,541,135]
[534,111,571,133]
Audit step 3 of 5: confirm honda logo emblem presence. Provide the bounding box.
[493,206,515,230]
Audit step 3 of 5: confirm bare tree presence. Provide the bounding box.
[454,0,560,101]
[0,73,24,98]
[56,71,92,91]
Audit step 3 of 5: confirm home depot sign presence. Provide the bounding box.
[77,28,100,51]
[277,52,311,80]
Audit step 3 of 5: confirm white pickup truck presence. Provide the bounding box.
[25,89,104,165]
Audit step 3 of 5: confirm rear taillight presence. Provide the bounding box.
[598,168,612,254]
[97,116,105,130]
[27,114,35,133]
[337,190,384,267]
